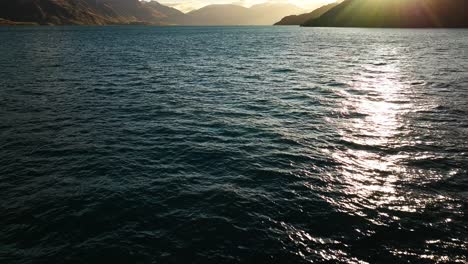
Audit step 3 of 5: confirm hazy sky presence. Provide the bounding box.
[158,0,336,13]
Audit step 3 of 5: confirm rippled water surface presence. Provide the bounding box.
[0,26,467,263]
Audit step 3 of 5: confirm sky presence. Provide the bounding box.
[157,0,336,13]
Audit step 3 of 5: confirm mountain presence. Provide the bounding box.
[143,1,186,24]
[275,2,339,25]
[0,0,116,25]
[0,0,181,25]
[145,1,184,18]
[183,4,251,25]
[0,0,305,26]
[182,3,304,25]
[248,3,304,25]
[302,0,468,28]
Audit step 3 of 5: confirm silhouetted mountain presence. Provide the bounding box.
[182,3,304,25]
[183,4,251,25]
[0,0,181,25]
[146,1,184,17]
[302,0,468,28]
[248,3,304,25]
[0,0,306,26]
[275,2,338,25]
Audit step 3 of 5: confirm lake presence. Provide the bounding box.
[0,26,467,263]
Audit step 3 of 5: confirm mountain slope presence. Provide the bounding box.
[248,3,303,25]
[0,0,117,25]
[275,2,338,25]
[0,0,180,25]
[302,0,468,28]
[145,1,185,19]
[0,18,38,25]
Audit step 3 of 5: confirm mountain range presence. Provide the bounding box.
[183,3,303,25]
[274,2,339,26]
[0,0,304,26]
[2,0,467,27]
[302,0,468,28]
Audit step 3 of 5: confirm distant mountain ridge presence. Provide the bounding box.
[275,2,339,25]
[181,3,304,25]
[302,0,468,28]
[0,0,304,26]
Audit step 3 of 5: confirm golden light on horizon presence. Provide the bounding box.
[161,0,337,13]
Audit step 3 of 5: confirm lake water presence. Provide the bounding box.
[0,26,467,263]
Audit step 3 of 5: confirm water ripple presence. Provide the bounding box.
[0,26,467,264]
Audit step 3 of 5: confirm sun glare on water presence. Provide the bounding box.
[321,44,435,219]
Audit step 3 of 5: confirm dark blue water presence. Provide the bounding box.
[0,26,467,263]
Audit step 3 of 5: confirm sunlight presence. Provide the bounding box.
[323,49,419,217]
[338,62,406,146]
[160,0,336,12]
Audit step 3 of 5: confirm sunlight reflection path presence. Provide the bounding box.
[324,54,421,219]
